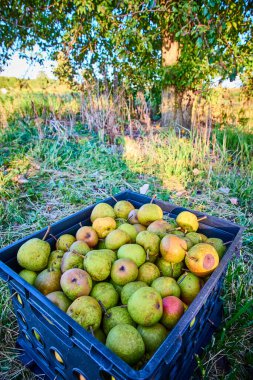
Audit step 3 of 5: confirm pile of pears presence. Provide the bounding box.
[17,199,226,367]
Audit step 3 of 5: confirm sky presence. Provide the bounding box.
[0,52,56,79]
[0,53,242,88]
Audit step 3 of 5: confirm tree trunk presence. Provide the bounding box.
[161,32,194,129]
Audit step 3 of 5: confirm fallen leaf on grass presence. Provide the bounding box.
[229,198,238,205]
[12,175,29,184]
[140,184,149,194]
[218,187,230,195]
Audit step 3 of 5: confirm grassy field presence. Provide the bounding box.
[0,89,252,379]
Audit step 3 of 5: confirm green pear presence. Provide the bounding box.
[181,236,194,250]
[128,287,163,326]
[91,282,119,310]
[117,244,146,267]
[147,220,175,238]
[19,269,37,285]
[99,249,117,264]
[35,268,61,295]
[151,277,181,298]
[110,258,138,286]
[61,251,84,273]
[46,291,71,312]
[137,323,168,354]
[109,279,123,295]
[170,230,185,237]
[97,239,106,249]
[137,204,163,226]
[114,200,135,219]
[186,232,203,245]
[67,296,102,331]
[133,224,147,233]
[93,328,106,344]
[17,238,51,271]
[90,203,116,222]
[206,238,226,258]
[106,324,145,365]
[70,241,90,256]
[60,268,92,300]
[156,258,184,279]
[118,223,138,242]
[121,281,148,305]
[136,231,160,258]
[128,209,139,224]
[177,272,202,304]
[92,217,116,238]
[83,250,112,281]
[56,234,76,252]
[176,211,199,232]
[47,250,64,270]
[115,218,128,228]
[137,262,160,285]
[105,229,131,250]
[103,306,136,335]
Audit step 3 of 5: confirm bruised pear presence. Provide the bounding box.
[185,243,219,277]
[75,226,98,248]
[110,258,138,286]
[60,268,92,300]
[17,238,51,271]
[137,204,163,226]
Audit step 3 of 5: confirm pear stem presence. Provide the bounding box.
[119,305,128,308]
[150,194,157,204]
[42,226,51,241]
[49,234,57,241]
[197,216,207,222]
[169,227,182,231]
[98,300,110,317]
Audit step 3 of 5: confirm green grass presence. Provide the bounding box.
[0,100,253,379]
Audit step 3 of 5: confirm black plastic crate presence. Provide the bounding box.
[0,191,243,380]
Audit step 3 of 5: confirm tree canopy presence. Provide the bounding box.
[1,1,252,93]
